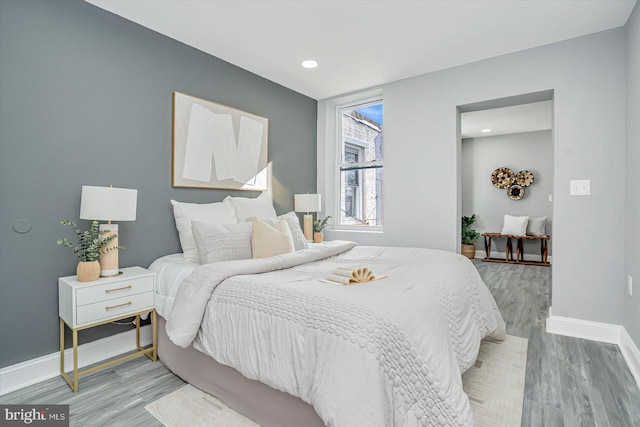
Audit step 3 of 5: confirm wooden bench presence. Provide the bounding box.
[482,232,550,266]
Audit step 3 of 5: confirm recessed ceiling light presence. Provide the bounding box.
[301,59,318,69]
[481,128,492,133]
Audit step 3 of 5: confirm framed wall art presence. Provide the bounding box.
[172,91,269,191]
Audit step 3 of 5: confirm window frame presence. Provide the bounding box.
[342,142,364,222]
[334,98,384,232]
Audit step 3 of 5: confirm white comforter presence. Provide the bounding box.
[166,241,505,427]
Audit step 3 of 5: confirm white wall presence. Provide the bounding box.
[319,28,626,327]
[462,130,553,254]
[624,3,640,346]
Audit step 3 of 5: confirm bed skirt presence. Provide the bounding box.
[157,316,325,427]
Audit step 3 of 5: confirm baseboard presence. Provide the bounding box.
[546,312,621,344]
[620,328,640,389]
[0,324,153,396]
[475,249,553,263]
[546,312,640,388]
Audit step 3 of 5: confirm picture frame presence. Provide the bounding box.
[172,91,269,191]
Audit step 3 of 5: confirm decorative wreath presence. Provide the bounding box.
[491,167,515,188]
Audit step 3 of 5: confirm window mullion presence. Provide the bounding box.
[339,163,383,172]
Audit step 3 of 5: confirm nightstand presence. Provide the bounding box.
[58,266,157,392]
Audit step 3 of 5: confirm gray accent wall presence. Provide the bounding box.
[462,130,553,255]
[624,3,639,348]
[0,0,317,368]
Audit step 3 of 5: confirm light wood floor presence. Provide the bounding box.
[2,261,639,426]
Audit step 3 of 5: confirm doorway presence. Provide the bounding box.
[459,91,554,263]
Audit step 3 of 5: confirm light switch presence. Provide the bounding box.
[570,180,590,196]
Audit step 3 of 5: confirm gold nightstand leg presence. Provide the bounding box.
[135,314,141,349]
[140,310,158,361]
[59,318,64,376]
[60,321,79,393]
[59,319,76,392]
[72,329,79,392]
[152,310,157,361]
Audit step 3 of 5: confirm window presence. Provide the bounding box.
[338,101,383,227]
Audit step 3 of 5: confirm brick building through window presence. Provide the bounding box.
[339,103,383,227]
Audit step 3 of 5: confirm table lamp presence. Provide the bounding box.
[294,193,321,242]
[80,185,137,277]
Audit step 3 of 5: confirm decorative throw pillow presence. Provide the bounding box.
[501,215,529,236]
[252,211,309,251]
[251,218,295,259]
[527,216,547,236]
[278,211,309,251]
[171,199,237,263]
[225,196,277,222]
[191,221,253,264]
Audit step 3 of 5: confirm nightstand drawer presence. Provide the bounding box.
[76,276,154,306]
[76,292,154,325]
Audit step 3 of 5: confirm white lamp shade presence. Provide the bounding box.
[294,194,321,213]
[80,185,138,221]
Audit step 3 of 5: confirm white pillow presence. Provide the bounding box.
[171,199,237,263]
[253,211,309,251]
[251,218,295,259]
[191,221,252,264]
[527,216,547,236]
[501,215,529,236]
[225,196,277,222]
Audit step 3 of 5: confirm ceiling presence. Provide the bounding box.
[461,101,552,139]
[87,0,636,100]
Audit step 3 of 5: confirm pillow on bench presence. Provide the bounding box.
[501,215,529,236]
[527,216,547,236]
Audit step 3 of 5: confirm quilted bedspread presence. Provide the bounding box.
[166,241,505,427]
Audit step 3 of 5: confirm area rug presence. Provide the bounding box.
[145,384,259,427]
[462,334,528,427]
[146,335,528,427]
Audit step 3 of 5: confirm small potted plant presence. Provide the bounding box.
[312,215,332,243]
[461,214,481,259]
[57,220,119,282]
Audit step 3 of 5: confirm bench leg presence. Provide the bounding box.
[484,235,491,260]
[542,239,549,264]
[518,238,525,263]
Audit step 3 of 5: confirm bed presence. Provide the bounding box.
[149,240,505,427]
